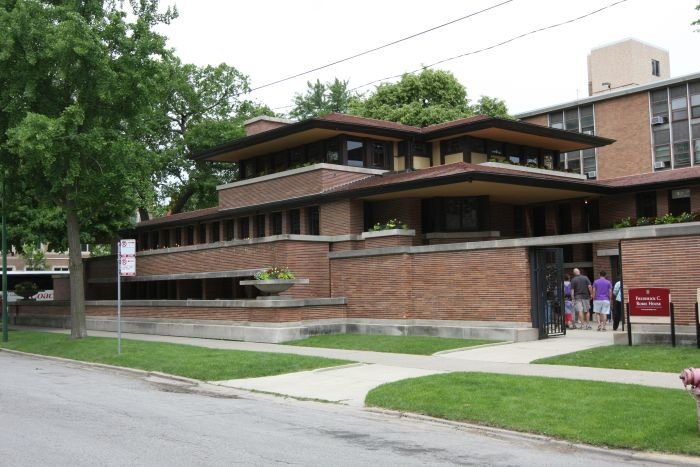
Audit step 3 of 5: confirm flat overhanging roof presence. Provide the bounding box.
[193,114,614,163]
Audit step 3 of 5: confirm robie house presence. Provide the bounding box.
[16,103,700,344]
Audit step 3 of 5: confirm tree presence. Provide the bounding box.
[19,244,49,271]
[693,1,700,31]
[0,0,176,338]
[350,69,472,127]
[472,96,511,119]
[143,58,275,217]
[289,78,357,120]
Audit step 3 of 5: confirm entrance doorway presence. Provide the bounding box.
[530,248,565,338]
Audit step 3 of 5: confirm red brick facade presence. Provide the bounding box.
[218,167,373,210]
[621,236,699,325]
[331,247,532,323]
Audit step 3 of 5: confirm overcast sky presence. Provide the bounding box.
[158,0,699,116]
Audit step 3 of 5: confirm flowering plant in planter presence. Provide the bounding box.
[254,267,295,280]
[369,218,409,232]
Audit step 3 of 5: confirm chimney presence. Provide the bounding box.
[243,116,295,136]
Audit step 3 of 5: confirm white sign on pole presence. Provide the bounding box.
[119,239,136,256]
[119,255,136,276]
[117,238,136,354]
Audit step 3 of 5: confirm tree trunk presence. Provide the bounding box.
[65,197,87,338]
[138,206,150,222]
[169,185,194,215]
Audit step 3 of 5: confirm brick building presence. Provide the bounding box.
[16,67,700,344]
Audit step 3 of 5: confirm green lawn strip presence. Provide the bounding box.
[283,334,498,355]
[0,330,351,381]
[533,345,700,373]
[366,372,699,456]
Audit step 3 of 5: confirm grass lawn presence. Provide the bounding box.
[0,330,351,381]
[533,345,700,373]
[366,372,700,456]
[283,333,498,355]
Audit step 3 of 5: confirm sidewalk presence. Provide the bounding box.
[33,326,683,407]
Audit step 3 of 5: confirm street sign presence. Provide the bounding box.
[119,239,136,256]
[119,255,136,276]
[117,238,136,354]
[628,287,670,317]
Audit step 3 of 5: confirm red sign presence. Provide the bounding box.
[628,287,670,317]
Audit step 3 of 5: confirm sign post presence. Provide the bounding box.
[117,239,136,354]
[627,287,674,346]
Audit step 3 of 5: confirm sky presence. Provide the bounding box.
[156,0,700,116]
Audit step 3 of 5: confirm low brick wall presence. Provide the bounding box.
[621,235,700,325]
[330,246,532,323]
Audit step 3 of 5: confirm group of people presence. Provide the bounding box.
[563,268,622,331]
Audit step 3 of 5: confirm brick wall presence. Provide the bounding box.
[134,240,330,298]
[620,235,699,325]
[320,199,364,236]
[330,247,532,323]
[218,168,372,210]
[595,93,652,180]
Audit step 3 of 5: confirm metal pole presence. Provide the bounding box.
[116,245,121,354]
[670,302,676,348]
[626,302,631,346]
[1,175,8,342]
[695,302,700,349]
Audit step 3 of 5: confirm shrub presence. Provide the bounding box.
[369,218,409,232]
[14,281,39,300]
[254,267,295,280]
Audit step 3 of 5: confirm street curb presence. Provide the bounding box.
[0,348,200,386]
[364,407,700,466]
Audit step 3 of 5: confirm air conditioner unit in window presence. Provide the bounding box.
[654,161,667,169]
[650,116,666,125]
[583,130,594,135]
[587,171,597,178]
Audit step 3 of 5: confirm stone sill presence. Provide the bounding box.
[480,162,587,180]
[360,229,415,239]
[86,297,346,308]
[424,231,500,239]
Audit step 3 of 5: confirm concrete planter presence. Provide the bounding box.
[239,279,309,300]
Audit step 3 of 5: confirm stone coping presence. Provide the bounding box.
[85,297,346,308]
[480,161,587,180]
[360,229,415,239]
[424,231,500,239]
[239,279,310,286]
[137,234,362,256]
[89,268,264,284]
[216,163,387,191]
[330,221,700,259]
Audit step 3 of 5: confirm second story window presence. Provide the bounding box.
[346,140,364,167]
[652,59,660,77]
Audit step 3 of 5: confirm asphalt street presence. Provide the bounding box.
[0,352,693,467]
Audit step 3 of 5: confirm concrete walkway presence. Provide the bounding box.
[31,326,684,407]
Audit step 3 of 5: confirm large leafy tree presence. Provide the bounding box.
[289,78,357,120]
[142,58,274,218]
[349,68,510,126]
[350,69,472,127]
[472,95,511,119]
[0,0,176,337]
